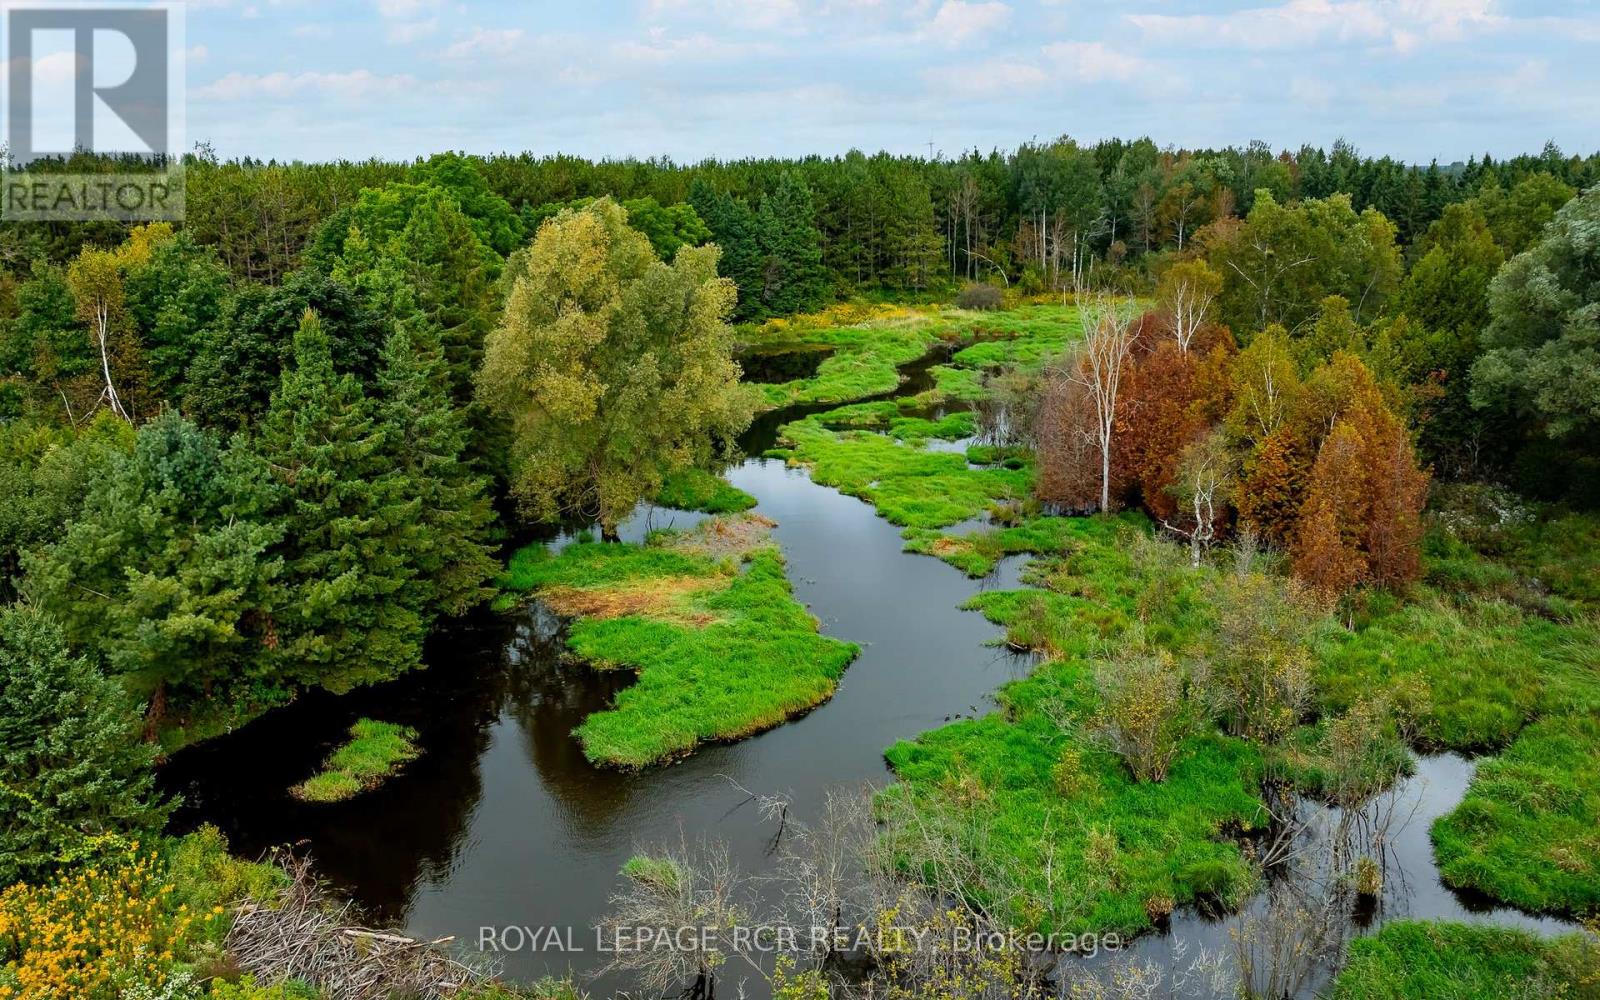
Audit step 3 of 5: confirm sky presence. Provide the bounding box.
[178,0,1600,165]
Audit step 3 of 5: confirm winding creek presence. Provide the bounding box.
[161,353,1579,996]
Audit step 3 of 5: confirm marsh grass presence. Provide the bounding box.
[498,515,859,768]
[1330,920,1600,999]
[654,468,757,514]
[291,720,420,803]
[1432,714,1600,916]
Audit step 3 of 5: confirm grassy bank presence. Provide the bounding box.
[1330,920,1600,999]
[498,514,859,768]
[1432,714,1600,916]
[291,719,421,803]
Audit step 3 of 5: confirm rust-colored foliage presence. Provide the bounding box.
[1035,363,1101,510]
[1113,327,1237,524]
[1288,355,1431,596]
[1236,425,1312,546]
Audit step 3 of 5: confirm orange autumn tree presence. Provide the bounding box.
[1113,322,1235,525]
[1293,421,1370,596]
[1287,353,1431,595]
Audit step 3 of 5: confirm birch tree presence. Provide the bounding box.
[1059,291,1138,512]
[1157,259,1223,353]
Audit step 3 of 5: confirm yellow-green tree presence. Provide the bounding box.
[477,198,755,535]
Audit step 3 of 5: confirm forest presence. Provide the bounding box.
[0,135,1597,1000]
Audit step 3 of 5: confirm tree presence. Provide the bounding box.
[1204,192,1401,337]
[1471,187,1600,443]
[121,230,231,402]
[1157,259,1222,353]
[755,172,831,315]
[23,412,283,718]
[1164,429,1233,568]
[185,270,388,431]
[375,323,497,617]
[1293,421,1370,597]
[65,249,135,422]
[477,198,755,536]
[0,604,167,883]
[1227,325,1301,446]
[257,310,424,691]
[622,197,712,262]
[1057,293,1138,512]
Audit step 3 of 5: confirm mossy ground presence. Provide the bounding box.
[291,719,420,803]
[499,514,859,768]
[1330,920,1600,999]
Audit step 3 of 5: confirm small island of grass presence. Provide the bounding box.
[291,719,421,803]
[498,513,860,769]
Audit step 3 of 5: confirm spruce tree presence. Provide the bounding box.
[755,171,831,315]
[258,310,424,692]
[376,321,497,618]
[0,605,167,883]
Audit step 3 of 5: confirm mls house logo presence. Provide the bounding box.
[1,0,185,220]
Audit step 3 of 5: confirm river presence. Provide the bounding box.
[160,354,1577,996]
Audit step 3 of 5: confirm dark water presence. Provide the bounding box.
[161,349,1576,994]
[736,344,835,384]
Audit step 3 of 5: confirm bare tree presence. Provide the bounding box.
[1056,291,1138,512]
[1162,430,1232,568]
[1156,261,1222,353]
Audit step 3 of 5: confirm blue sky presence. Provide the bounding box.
[184,0,1600,164]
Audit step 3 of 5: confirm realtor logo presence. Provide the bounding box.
[1,0,186,220]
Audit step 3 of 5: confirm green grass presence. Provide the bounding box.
[741,301,1087,411]
[881,518,1266,938]
[655,468,758,514]
[741,305,949,408]
[1433,714,1600,916]
[499,517,859,768]
[776,413,1031,530]
[1312,593,1600,752]
[291,719,420,803]
[1330,920,1600,999]
[881,666,1264,937]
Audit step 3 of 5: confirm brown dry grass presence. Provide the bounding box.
[542,576,722,627]
[665,513,778,560]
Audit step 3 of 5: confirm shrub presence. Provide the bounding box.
[0,842,213,1000]
[955,283,1003,311]
[1090,651,1198,784]
[1194,572,1317,743]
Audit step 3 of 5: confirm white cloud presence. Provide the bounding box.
[440,28,526,60]
[644,0,806,33]
[1127,0,1501,54]
[1041,40,1145,82]
[926,0,1011,45]
[195,69,420,103]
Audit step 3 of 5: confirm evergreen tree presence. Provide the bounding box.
[257,310,424,691]
[0,605,167,883]
[23,412,283,715]
[375,322,497,618]
[755,172,831,315]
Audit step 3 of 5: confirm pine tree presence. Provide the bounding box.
[375,322,497,618]
[258,310,424,692]
[755,171,830,315]
[0,605,167,883]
